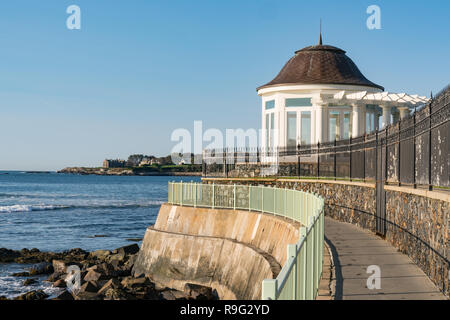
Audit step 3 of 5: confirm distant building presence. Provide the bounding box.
[103,159,127,168]
[138,157,162,166]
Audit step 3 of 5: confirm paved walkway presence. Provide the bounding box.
[324,217,447,300]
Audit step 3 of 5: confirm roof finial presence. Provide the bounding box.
[318,19,323,45]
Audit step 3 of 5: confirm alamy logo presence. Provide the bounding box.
[366,5,381,30]
[66,5,81,30]
[65,265,81,294]
[366,265,381,290]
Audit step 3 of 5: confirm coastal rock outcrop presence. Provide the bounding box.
[2,245,217,301]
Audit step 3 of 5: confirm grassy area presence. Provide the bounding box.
[133,164,202,173]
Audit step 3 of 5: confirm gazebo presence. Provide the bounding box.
[258,36,429,150]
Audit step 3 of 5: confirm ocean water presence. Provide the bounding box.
[0,171,201,298]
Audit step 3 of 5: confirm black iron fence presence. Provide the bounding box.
[203,85,449,190]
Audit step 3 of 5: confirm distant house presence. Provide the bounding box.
[138,156,161,166]
[103,159,127,168]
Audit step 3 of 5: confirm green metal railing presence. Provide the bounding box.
[168,181,325,300]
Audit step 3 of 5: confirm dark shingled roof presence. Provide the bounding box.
[257,44,384,91]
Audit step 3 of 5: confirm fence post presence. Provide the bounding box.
[180,181,183,206]
[317,142,320,178]
[363,134,366,182]
[398,120,401,186]
[261,186,264,213]
[233,184,236,210]
[248,185,251,211]
[334,139,337,180]
[262,279,277,300]
[288,244,297,300]
[349,136,352,182]
[194,182,197,208]
[273,187,276,215]
[307,215,314,300]
[300,227,307,300]
[428,104,433,191]
[212,182,215,209]
[413,106,417,188]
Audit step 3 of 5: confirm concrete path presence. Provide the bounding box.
[324,217,447,300]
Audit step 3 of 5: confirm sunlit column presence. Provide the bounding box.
[381,105,392,128]
[352,104,361,138]
[398,107,410,119]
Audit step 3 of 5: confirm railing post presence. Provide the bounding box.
[261,186,264,213]
[317,142,320,178]
[363,134,366,182]
[273,187,276,215]
[300,227,307,300]
[307,215,314,300]
[212,182,215,209]
[262,279,277,300]
[349,136,352,182]
[428,104,433,191]
[233,184,236,210]
[288,244,297,299]
[398,120,401,186]
[248,185,251,211]
[413,106,417,188]
[334,139,337,180]
[179,181,183,206]
[194,182,197,208]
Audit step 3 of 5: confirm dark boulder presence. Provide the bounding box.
[23,278,38,286]
[98,278,122,295]
[74,292,102,301]
[117,244,139,256]
[53,290,74,300]
[29,262,53,275]
[52,279,67,288]
[47,272,63,282]
[14,290,49,300]
[79,281,99,293]
[0,248,21,263]
[11,272,30,277]
[184,283,217,300]
[103,288,135,301]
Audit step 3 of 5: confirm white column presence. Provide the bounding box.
[315,104,327,143]
[352,104,361,138]
[398,107,410,119]
[381,105,392,128]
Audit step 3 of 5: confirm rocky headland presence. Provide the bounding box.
[0,246,216,301]
[58,167,201,176]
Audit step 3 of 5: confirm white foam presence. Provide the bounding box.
[0,204,68,213]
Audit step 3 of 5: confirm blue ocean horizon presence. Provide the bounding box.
[0,171,200,298]
[0,171,201,252]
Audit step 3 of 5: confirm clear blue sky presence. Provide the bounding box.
[0,0,448,170]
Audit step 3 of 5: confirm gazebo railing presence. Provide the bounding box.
[168,181,325,300]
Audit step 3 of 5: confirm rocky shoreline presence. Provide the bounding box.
[58,167,201,176]
[0,246,216,301]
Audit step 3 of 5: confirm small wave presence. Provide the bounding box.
[0,201,165,213]
[0,205,69,213]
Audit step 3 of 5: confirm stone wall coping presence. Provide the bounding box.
[384,185,450,203]
[202,177,376,189]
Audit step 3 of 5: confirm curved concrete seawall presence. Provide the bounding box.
[154,204,300,265]
[133,228,276,300]
[133,204,300,299]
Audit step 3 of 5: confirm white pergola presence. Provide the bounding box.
[323,91,430,135]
